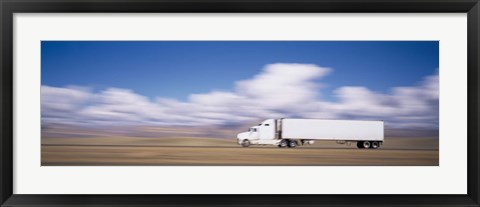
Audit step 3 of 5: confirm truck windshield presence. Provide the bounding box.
[249,128,257,132]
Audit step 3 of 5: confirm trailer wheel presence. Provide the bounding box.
[279,140,288,148]
[371,141,379,149]
[362,141,371,149]
[357,141,364,149]
[241,140,251,147]
[288,140,297,148]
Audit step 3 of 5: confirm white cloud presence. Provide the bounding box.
[41,85,91,111]
[236,63,330,109]
[323,72,439,128]
[41,63,438,128]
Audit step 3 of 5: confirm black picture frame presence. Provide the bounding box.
[1,0,479,206]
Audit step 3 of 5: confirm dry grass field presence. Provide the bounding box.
[41,137,438,166]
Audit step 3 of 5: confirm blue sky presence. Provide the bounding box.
[42,41,438,102]
[41,41,439,128]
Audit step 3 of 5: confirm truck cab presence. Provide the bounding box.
[237,119,280,147]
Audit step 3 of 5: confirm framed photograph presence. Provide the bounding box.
[1,0,479,206]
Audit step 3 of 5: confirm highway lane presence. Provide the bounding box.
[42,143,435,151]
[41,145,439,166]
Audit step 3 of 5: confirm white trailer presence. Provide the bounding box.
[237,118,384,149]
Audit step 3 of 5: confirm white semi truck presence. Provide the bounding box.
[237,118,384,149]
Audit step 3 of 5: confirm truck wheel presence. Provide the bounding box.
[362,141,371,149]
[288,140,297,148]
[371,141,379,149]
[279,140,288,148]
[357,141,364,149]
[241,140,251,147]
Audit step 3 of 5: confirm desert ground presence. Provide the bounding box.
[41,137,438,166]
